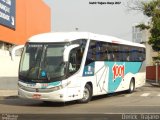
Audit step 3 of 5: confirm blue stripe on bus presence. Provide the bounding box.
[83,61,142,93]
[83,62,95,76]
[48,81,61,87]
[105,62,142,93]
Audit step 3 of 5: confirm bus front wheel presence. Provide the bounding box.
[79,84,92,103]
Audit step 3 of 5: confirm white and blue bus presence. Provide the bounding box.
[18,32,146,103]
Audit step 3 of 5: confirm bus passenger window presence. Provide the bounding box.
[85,40,96,65]
[107,46,113,61]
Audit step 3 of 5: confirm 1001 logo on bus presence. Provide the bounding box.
[112,63,125,81]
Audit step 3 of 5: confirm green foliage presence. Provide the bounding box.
[152,56,160,61]
[142,0,158,17]
[140,0,160,60]
[136,24,150,30]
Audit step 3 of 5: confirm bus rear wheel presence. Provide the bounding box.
[79,84,92,103]
[128,79,135,93]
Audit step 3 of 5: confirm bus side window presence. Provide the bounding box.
[142,48,146,61]
[112,44,120,61]
[133,48,139,61]
[69,49,77,74]
[123,46,130,61]
[102,42,110,61]
[85,40,96,65]
[107,44,113,61]
[69,48,83,74]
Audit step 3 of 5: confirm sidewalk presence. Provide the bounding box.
[0,90,17,97]
[146,79,160,87]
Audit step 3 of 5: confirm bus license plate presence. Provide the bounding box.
[32,94,41,99]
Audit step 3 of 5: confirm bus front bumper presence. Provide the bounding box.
[18,87,82,102]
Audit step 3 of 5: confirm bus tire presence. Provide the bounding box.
[128,79,135,93]
[79,84,92,103]
[43,101,53,104]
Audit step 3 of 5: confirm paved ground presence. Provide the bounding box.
[2,90,160,114]
[0,82,160,120]
[0,90,17,97]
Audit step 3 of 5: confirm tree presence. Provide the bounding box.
[144,0,160,61]
[127,0,160,61]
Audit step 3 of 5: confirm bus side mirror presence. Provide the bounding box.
[11,45,24,61]
[63,44,79,62]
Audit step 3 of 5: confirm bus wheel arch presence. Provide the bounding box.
[79,82,93,103]
[128,77,135,93]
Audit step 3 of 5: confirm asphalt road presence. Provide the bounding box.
[0,83,160,120]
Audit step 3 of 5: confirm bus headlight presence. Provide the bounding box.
[51,81,71,91]
[18,81,71,93]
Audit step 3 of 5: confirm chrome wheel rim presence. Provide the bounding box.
[83,87,89,101]
[130,82,134,91]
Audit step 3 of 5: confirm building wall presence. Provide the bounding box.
[132,26,143,43]
[0,0,51,45]
[132,24,157,66]
[0,55,20,77]
[132,24,160,80]
[146,66,160,81]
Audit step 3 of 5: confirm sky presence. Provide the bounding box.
[43,0,148,41]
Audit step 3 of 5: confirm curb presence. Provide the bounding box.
[150,83,160,87]
[0,90,17,97]
[146,79,160,87]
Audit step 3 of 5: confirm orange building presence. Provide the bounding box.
[0,0,51,46]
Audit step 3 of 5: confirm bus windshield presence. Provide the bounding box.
[19,43,67,82]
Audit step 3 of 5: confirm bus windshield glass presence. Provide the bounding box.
[19,43,67,82]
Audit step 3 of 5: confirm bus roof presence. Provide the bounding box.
[28,32,145,48]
